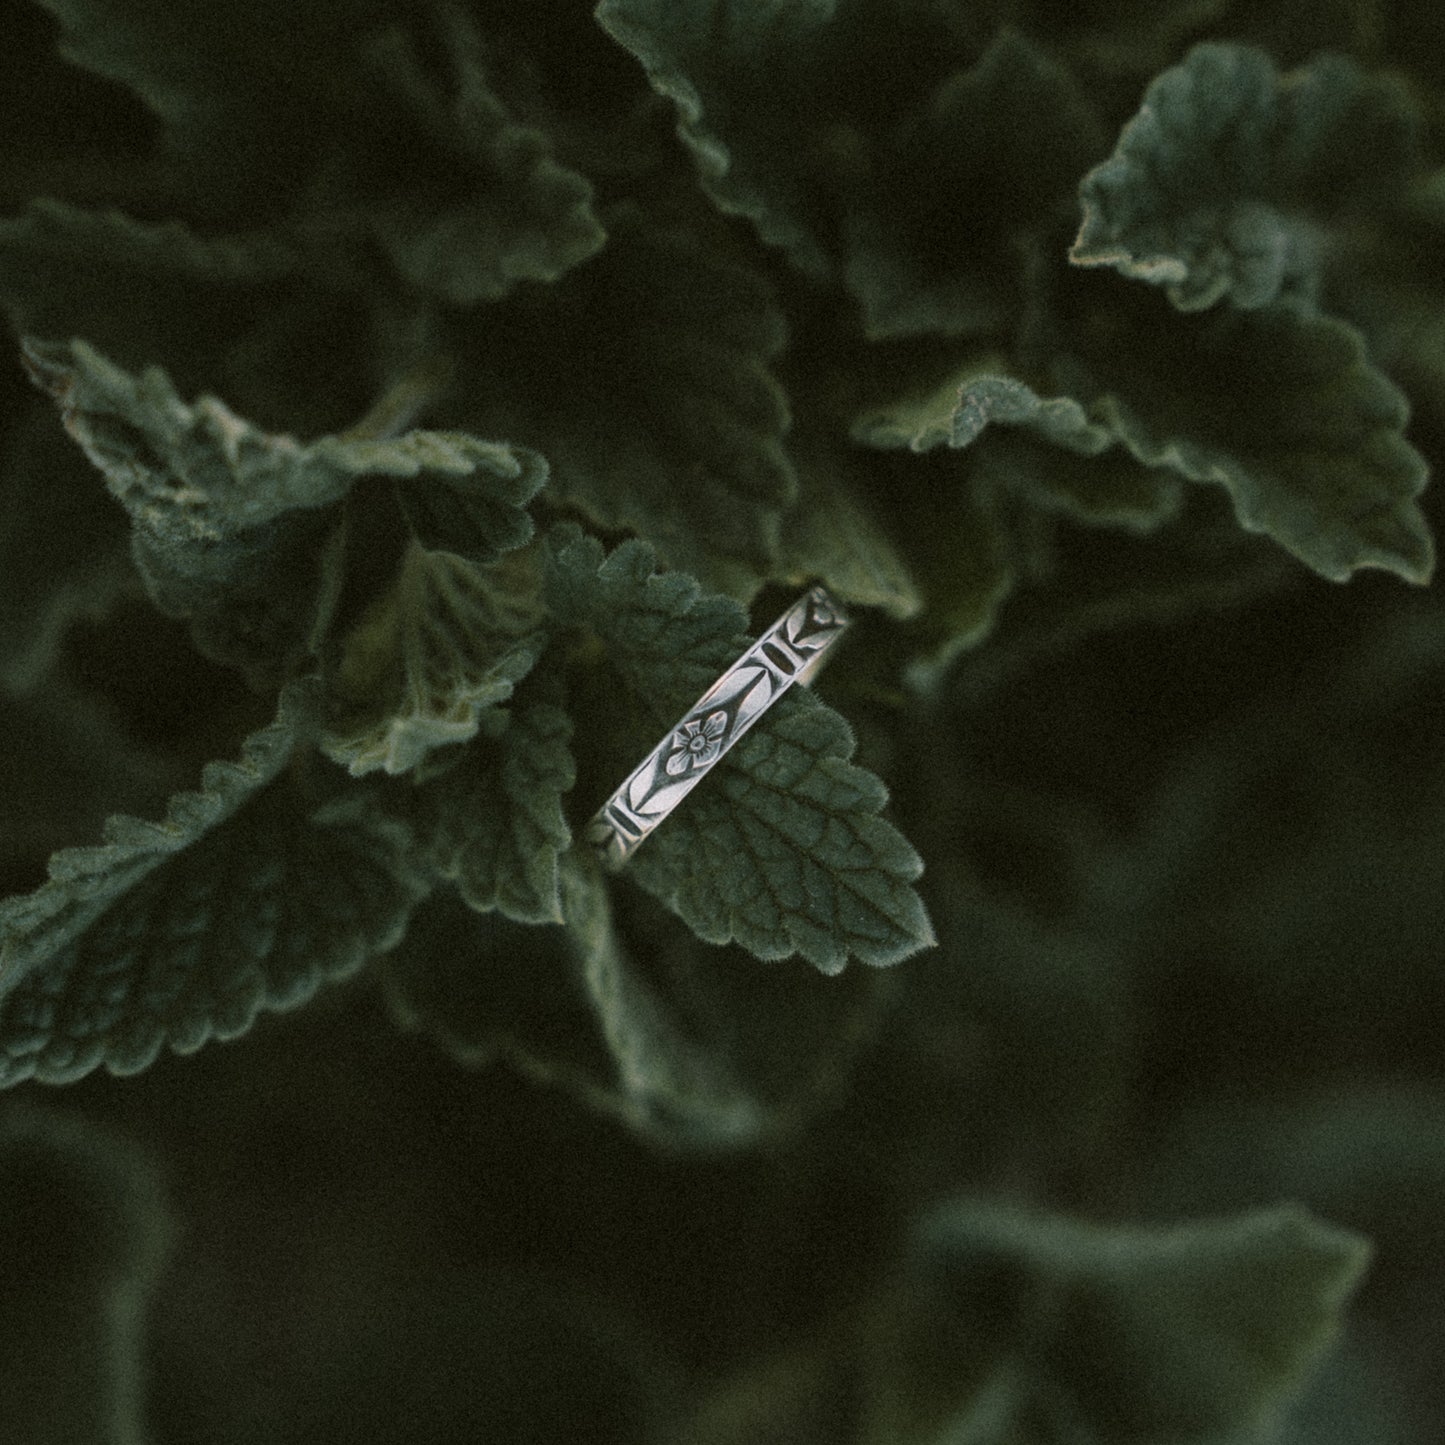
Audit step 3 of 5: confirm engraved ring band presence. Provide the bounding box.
[586,586,851,868]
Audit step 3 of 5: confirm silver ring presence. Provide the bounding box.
[587,586,851,868]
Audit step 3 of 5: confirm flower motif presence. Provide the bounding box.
[665,709,728,776]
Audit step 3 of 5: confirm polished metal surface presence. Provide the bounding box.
[587,586,850,867]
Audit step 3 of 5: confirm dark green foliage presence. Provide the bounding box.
[437,204,799,594]
[0,1108,170,1445]
[596,2,1105,338]
[858,295,1434,584]
[384,865,891,1148]
[1073,44,1422,312]
[1,0,1443,1439]
[873,1202,1370,1443]
[413,703,576,923]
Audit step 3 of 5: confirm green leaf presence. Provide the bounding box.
[871,1201,1371,1444]
[411,702,576,924]
[22,337,547,683]
[949,375,1115,457]
[0,198,377,439]
[598,6,1104,337]
[444,205,795,594]
[852,351,1012,454]
[594,0,842,276]
[1078,294,1435,583]
[320,546,546,777]
[628,693,934,972]
[1143,1086,1445,1268]
[778,428,922,621]
[352,7,607,304]
[384,858,889,1148]
[901,470,1017,691]
[31,0,366,157]
[32,0,604,304]
[859,290,1435,584]
[0,2,158,198]
[856,367,1185,532]
[0,197,305,296]
[543,523,750,696]
[0,682,431,1086]
[850,356,1182,689]
[1072,44,1423,311]
[1321,166,1445,437]
[544,526,933,971]
[22,336,541,552]
[0,1110,170,1445]
[843,28,1107,340]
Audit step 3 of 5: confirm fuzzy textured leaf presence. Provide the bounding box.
[857,368,1185,532]
[628,690,933,971]
[0,198,372,437]
[23,337,542,549]
[843,28,1107,340]
[861,293,1434,583]
[23,337,547,681]
[0,198,306,296]
[544,526,932,971]
[1078,296,1435,582]
[779,429,922,620]
[412,702,576,925]
[5,0,1443,1436]
[1073,44,1423,311]
[354,7,606,303]
[850,363,1180,688]
[595,0,841,274]
[0,684,430,1085]
[321,547,546,777]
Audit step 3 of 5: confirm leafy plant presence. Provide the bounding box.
[2,1,1443,1439]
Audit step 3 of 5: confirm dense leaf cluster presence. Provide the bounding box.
[2,0,1443,1439]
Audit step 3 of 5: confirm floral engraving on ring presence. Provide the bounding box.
[665,709,728,776]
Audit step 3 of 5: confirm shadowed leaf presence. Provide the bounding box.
[869,1201,1372,1444]
[384,858,889,1147]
